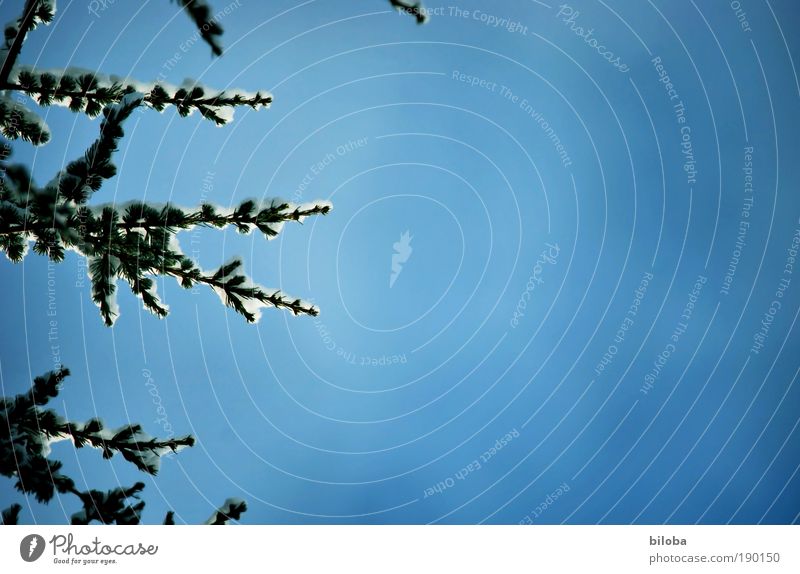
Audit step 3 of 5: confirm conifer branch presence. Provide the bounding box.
[0,95,50,144]
[165,258,320,321]
[46,420,195,475]
[0,0,54,88]
[1,368,193,502]
[0,367,235,524]
[388,0,428,24]
[206,498,247,525]
[185,200,331,236]
[174,0,224,57]
[52,92,142,204]
[1,502,22,524]
[8,69,271,124]
[68,482,146,525]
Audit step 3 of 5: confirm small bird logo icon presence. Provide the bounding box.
[390,230,413,288]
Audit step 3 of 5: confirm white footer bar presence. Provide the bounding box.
[1,525,797,573]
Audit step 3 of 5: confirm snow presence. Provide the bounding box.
[0,94,51,143]
[205,498,246,524]
[110,90,144,113]
[10,66,271,124]
[207,257,316,323]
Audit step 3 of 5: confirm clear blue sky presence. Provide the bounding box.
[1,0,799,524]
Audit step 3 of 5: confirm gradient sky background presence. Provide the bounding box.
[1,0,799,524]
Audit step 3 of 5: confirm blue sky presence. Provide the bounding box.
[1,0,799,524]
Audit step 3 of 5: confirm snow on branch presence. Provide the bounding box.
[1,176,331,324]
[0,367,194,506]
[206,498,247,525]
[0,366,245,524]
[52,91,143,203]
[0,93,50,144]
[10,67,271,125]
[189,256,320,323]
[70,482,146,525]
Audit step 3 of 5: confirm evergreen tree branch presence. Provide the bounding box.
[8,69,271,124]
[46,420,195,476]
[0,0,54,88]
[1,368,193,505]
[51,92,142,204]
[165,259,320,321]
[1,502,22,524]
[68,482,146,525]
[174,0,224,57]
[0,367,236,524]
[388,0,428,24]
[0,95,50,144]
[206,498,247,525]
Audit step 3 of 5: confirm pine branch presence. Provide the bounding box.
[52,92,142,204]
[187,200,331,237]
[165,259,320,321]
[1,366,241,524]
[29,367,69,406]
[206,498,247,525]
[0,95,50,144]
[174,0,224,56]
[1,503,22,525]
[1,368,194,505]
[388,0,428,24]
[0,0,54,88]
[69,482,146,525]
[50,421,195,475]
[8,70,271,124]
